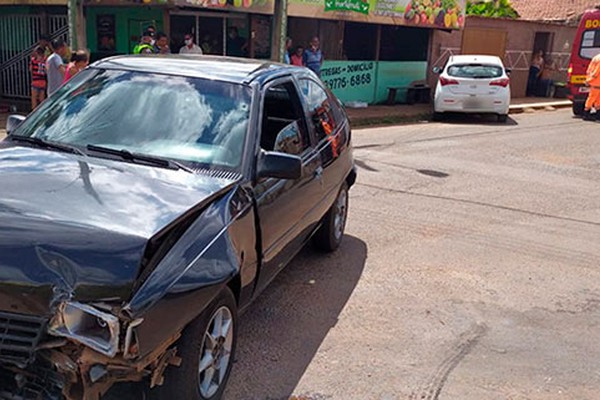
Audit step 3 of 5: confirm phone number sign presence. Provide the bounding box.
[321,61,376,102]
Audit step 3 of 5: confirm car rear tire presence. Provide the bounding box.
[497,114,508,123]
[149,287,238,400]
[572,102,585,116]
[313,183,349,252]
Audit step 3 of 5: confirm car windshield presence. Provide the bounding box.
[580,29,600,60]
[447,64,503,79]
[13,68,252,170]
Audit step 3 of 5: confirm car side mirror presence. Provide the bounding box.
[257,151,302,180]
[505,68,512,76]
[432,66,442,74]
[6,114,26,135]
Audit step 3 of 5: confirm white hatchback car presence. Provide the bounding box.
[433,55,511,122]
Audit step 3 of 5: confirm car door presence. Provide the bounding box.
[253,78,324,293]
[296,77,351,214]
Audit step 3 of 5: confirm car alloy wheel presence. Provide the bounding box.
[198,306,234,398]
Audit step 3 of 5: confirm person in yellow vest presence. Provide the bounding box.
[133,31,156,55]
[583,52,600,121]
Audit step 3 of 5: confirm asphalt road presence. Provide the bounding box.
[224,109,600,400]
[2,109,599,399]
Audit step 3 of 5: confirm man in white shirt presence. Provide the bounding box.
[179,34,203,55]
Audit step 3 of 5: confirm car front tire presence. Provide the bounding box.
[497,114,508,123]
[432,112,443,121]
[150,287,238,400]
[313,182,349,252]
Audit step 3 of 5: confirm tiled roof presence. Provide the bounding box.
[511,0,600,22]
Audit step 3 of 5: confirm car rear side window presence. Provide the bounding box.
[298,79,337,142]
[447,64,503,79]
[580,30,600,59]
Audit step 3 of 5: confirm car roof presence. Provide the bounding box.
[448,55,504,66]
[91,55,308,85]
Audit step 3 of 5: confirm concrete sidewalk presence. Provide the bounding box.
[0,98,573,139]
[345,97,572,127]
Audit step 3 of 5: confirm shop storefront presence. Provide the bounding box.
[82,0,466,104]
[84,0,168,61]
[169,0,273,58]
[286,0,466,104]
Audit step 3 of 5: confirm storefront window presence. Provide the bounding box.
[343,22,377,61]
[379,26,429,62]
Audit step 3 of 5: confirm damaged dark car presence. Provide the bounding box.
[0,56,356,400]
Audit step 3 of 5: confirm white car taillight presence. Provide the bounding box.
[439,76,460,86]
[489,78,510,88]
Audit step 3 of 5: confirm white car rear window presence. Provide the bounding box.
[447,64,503,79]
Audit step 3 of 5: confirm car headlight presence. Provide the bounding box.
[48,302,120,358]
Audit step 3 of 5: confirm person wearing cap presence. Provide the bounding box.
[179,33,203,55]
[133,31,156,55]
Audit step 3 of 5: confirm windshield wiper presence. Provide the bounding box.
[9,135,87,157]
[86,144,194,173]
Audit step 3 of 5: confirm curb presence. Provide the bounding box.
[508,100,572,114]
[349,101,573,128]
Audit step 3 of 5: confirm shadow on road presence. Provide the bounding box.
[223,235,367,400]
[437,112,518,126]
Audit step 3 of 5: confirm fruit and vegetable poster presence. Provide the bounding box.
[288,0,466,29]
[174,0,274,14]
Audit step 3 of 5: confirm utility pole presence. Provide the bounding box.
[272,0,288,63]
[68,0,78,49]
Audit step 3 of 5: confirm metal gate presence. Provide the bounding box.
[0,14,68,100]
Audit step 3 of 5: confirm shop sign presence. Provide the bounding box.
[325,0,370,15]
[288,0,466,29]
[321,61,376,102]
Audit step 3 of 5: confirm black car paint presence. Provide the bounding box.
[0,56,355,395]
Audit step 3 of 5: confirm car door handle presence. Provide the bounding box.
[314,166,323,180]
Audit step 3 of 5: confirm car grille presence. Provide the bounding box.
[0,311,45,367]
[0,361,64,400]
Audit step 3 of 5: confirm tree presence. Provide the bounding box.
[466,0,520,19]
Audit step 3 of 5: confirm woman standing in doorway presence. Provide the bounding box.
[527,49,544,96]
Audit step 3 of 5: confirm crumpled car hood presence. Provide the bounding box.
[0,144,236,315]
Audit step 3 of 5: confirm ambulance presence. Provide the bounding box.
[567,6,600,115]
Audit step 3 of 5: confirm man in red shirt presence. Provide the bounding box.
[584,53,600,121]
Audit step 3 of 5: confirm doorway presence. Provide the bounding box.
[169,12,248,56]
[533,32,554,57]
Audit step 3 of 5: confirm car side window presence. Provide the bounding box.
[298,79,337,142]
[261,82,310,156]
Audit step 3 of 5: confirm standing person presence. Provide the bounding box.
[30,46,47,109]
[154,32,171,54]
[38,34,53,58]
[226,27,247,57]
[303,36,324,77]
[526,49,544,97]
[537,57,556,97]
[63,51,89,84]
[284,37,292,64]
[133,31,156,54]
[290,46,304,66]
[583,52,600,121]
[46,39,67,97]
[179,33,203,55]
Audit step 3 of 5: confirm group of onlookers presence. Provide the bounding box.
[29,36,89,109]
[284,36,324,77]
